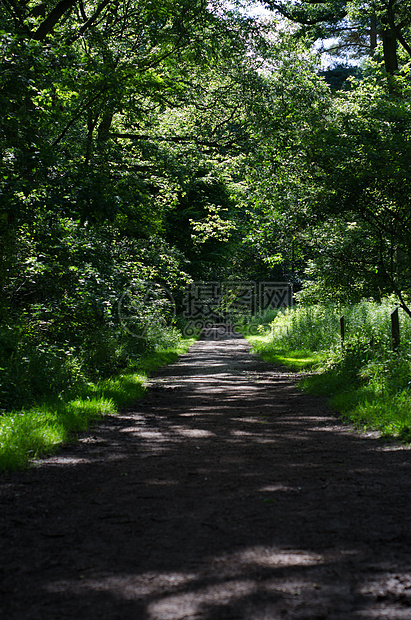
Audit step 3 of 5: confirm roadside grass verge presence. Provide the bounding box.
[244,301,411,441]
[300,360,411,440]
[246,334,325,371]
[0,339,195,472]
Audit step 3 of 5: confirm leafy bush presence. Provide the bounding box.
[268,304,341,351]
[0,339,195,471]
[0,323,86,410]
[247,298,411,439]
[0,218,191,411]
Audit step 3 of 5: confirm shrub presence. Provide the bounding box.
[247,298,411,439]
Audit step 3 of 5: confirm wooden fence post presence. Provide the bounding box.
[340,315,345,347]
[391,308,400,352]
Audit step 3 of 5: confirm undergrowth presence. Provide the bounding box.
[0,339,194,472]
[246,335,325,371]
[245,299,411,440]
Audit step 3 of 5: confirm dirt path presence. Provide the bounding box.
[2,326,411,619]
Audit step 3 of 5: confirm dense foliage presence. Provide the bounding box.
[264,0,411,71]
[0,0,269,408]
[248,300,411,439]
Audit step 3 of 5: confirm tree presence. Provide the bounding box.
[3,0,298,407]
[263,0,411,73]
[0,0,260,263]
[300,70,411,313]
[0,0,270,325]
[240,49,411,313]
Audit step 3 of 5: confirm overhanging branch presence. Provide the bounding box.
[32,0,78,41]
[110,132,245,152]
[67,0,111,44]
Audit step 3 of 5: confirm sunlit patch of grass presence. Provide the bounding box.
[0,409,63,471]
[262,349,326,370]
[244,303,411,442]
[0,338,195,472]
[247,335,325,370]
[340,391,411,438]
[62,398,117,430]
[84,373,147,410]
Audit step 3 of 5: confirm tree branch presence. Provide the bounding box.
[32,0,78,41]
[393,26,411,58]
[265,1,346,26]
[79,0,87,21]
[51,90,107,147]
[210,107,240,137]
[2,0,30,32]
[110,132,244,151]
[111,132,211,144]
[67,0,111,44]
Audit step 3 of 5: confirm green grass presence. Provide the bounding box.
[346,392,411,441]
[243,301,411,441]
[247,334,326,371]
[301,367,411,438]
[0,338,195,472]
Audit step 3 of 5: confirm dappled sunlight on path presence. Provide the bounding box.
[2,326,411,618]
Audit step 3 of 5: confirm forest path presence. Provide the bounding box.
[2,326,411,619]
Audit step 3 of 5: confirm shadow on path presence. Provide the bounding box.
[1,327,411,619]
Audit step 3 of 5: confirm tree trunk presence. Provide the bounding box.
[32,0,78,41]
[381,7,398,75]
[97,113,113,143]
[370,14,377,56]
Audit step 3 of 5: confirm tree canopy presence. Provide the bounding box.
[264,0,411,71]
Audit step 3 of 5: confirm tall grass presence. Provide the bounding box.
[246,299,411,439]
[0,339,195,472]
